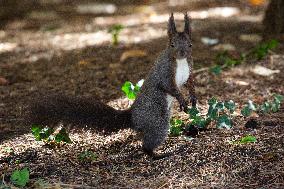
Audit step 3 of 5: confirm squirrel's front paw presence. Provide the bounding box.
[179,100,189,113]
[189,95,197,107]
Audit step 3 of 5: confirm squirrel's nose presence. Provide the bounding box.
[179,50,185,57]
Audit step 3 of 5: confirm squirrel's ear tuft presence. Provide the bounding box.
[184,12,192,39]
[168,13,177,38]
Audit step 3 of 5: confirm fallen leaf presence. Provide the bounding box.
[78,60,89,66]
[213,44,236,51]
[239,34,262,43]
[234,80,249,86]
[120,50,147,62]
[0,77,8,85]
[249,0,266,6]
[251,65,280,76]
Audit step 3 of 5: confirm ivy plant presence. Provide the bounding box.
[121,79,144,100]
[242,94,283,117]
[31,125,71,144]
[210,39,279,75]
[169,119,183,137]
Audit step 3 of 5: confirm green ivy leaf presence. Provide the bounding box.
[241,106,252,117]
[216,114,232,129]
[207,97,218,120]
[207,107,218,120]
[10,168,29,187]
[271,101,280,112]
[121,81,136,100]
[39,127,54,140]
[225,100,236,113]
[31,125,42,141]
[55,128,72,143]
[188,107,200,119]
[169,125,183,137]
[274,94,283,104]
[260,101,271,113]
[208,97,217,106]
[192,117,210,129]
[241,100,256,117]
[239,135,257,144]
[169,119,183,136]
[216,102,225,111]
[121,80,144,100]
[170,119,183,127]
[210,65,222,75]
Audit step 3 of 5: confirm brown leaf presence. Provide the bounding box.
[78,60,89,66]
[120,50,147,62]
[249,0,265,6]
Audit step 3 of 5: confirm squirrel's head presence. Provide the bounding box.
[167,13,192,59]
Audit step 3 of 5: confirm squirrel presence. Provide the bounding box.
[27,13,197,159]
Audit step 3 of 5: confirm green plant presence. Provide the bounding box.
[210,39,278,75]
[251,39,278,60]
[210,65,222,75]
[169,119,184,136]
[78,150,98,162]
[10,168,29,187]
[108,24,124,46]
[241,94,283,117]
[167,94,282,138]
[31,125,71,144]
[3,147,14,153]
[187,97,235,130]
[241,100,257,117]
[121,79,144,100]
[232,135,257,144]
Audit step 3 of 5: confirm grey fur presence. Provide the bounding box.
[131,13,194,155]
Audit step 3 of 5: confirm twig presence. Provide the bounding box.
[193,67,210,74]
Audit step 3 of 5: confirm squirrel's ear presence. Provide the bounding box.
[168,13,177,38]
[184,12,192,39]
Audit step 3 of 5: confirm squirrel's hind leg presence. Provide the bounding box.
[142,126,171,160]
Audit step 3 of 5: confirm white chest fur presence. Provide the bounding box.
[175,58,190,88]
[166,58,190,110]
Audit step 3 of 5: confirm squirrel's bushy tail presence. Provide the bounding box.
[27,95,132,133]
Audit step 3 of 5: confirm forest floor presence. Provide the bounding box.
[0,0,284,188]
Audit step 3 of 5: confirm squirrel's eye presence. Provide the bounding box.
[189,43,192,47]
[170,42,175,47]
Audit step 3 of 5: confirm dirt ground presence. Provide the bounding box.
[0,0,284,188]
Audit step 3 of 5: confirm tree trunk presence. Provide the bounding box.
[263,0,284,35]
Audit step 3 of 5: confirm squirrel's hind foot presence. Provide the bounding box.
[143,148,172,160]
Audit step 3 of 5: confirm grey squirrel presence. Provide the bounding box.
[27,13,197,159]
